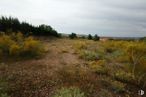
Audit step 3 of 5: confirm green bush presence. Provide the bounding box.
[88,60,108,75]
[52,87,85,97]
[69,33,77,39]
[79,50,97,61]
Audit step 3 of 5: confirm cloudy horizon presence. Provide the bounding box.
[0,0,146,37]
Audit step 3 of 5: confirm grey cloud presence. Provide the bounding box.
[0,0,146,37]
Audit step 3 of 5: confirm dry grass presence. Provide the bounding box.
[0,38,145,97]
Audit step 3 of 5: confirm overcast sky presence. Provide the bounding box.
[0,0,146,37]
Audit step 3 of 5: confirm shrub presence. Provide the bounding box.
[0,35,15,54]
[110,80,126,93]
[0,33,44,58]
[89,60,108,75]
[126,42,146,64]
[52,87,86,97]
[103,41,117,53]
[74,41,87,51]
[9,43,21,56]
[22,36,44,57]
[126,42,146,88]
[115,55,129,63]
[114,70,134,83]
[10,32,24,43]
[125,42,146,78]
[79,50,97,61]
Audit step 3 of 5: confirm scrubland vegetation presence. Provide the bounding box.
[0,33,45,60]
[0,16,146,97]
[0,34,145,97]
[73,39,146,96]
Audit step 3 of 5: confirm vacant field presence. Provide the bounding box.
[0,37,146,97]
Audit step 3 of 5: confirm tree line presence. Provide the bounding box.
[69,33,100,41]
[0,16,59,37]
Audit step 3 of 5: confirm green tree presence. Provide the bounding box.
[88,34,92,40]
[93,34,100,41]
[69,33,77,39]
[0,16,59,37]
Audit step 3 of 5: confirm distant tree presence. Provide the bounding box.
[88,34,92,40]
[69,33,77,39]
[140,37,146,42]
[93,34,100,41]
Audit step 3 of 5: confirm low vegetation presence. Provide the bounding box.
[73,39,146,96]
[0,33,145,97]
[52,87,85,97]
[0,32,45,60]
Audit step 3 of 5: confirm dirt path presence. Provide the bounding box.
[7,39,84,74]
[0,38,87,97]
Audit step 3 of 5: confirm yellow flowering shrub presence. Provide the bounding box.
[0,33,44,58]
[9,44,21,56]
[88,60,108,75]
[11,32,24,43]
[22,36,44,57]
[0,35,15,53]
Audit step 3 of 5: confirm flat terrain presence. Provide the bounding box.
[0,38,145,97]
